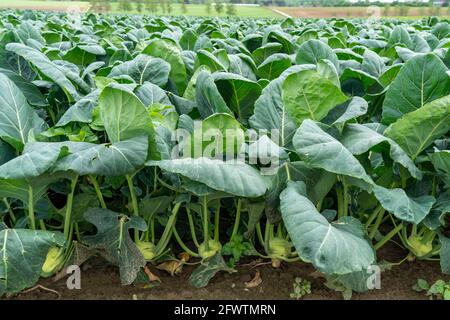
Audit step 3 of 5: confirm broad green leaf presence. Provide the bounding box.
[385,95,450,159]
[431,150,450,186]
[249,65,314,147]
[48,136,148,176]
[0,143,63,180]
[188,253,235,288]
[56,90,99,127]
[213,72,261,124]
[256,53,291,80]
[83,209,147,285]
[322,96,368,128]
[98,84,154,143]
[295,39,339,69]
[109,54,170,87]
[195,70,231,119]
[143,39,187,95]
[381,53,450,124]
[293,120,373,185]
[135,82,172,107]
[6,43,79,101]
[0,179,48,205]
[373,185,435,224]
[341,123,422,180]
[0,229,65,295]
[280,181,375,275]
[361,49,385,78]
[252,42,282,66]
[180,29,198,51]
[0,68,46,107]
[0,140,14,165]
[147,158,268,198]
[195,49,227,73]
[282,69,348,125]
[185,113,245,158]
[0,73,45,149]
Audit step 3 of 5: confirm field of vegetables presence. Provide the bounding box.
[0,10,449,300]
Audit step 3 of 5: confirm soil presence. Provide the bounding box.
[7,243,449,300]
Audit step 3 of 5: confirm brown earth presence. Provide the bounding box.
[271,6,450,18]
[6,243,449,300]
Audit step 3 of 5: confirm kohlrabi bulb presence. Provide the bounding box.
[199,240,222,259]
[41,246,65,278]
[136,241,157,261]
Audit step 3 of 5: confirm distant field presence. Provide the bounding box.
[107,3,280,17]
[0,1,90,11]
[0,1,281,17]
[272,6,450,18]
[1,2,450,19]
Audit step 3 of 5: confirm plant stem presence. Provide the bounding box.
[126,174,140,242]
[230,199,242,241]
[64,176,79,240]
[264,220,271,254]
[365,205,383,229]
[90,175,106,209]
[187,208,200,247]
[256,222,265,248]
[150,218,155,243]
[369,208,385,239]
[214,203,220,242]
[202,196,209,251]
[3,199,16,225]
[374,223,404,250]
[27,186,36,230]
[173,227,199,257]
[342,177,349,217]
[155,202,181,256]
[336,184,344,219]
[39,220,46,231]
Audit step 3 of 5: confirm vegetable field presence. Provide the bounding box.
[0,10,450,300]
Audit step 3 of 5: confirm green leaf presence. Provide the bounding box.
[341,123,422,180]
[98,84,154,143]
[322,96,368,128]
[213,72,261,124]
[195,70,232,119]
[282,69,348,125]
[0,67,46,107]
[295,39,339,69]
[48,137,148,176]
[143,39,187,95]
[56,90,99,127]
[280,181,375,275]
[188,253,235,288]
[0,179,48,205]
[381,53,450,124]
[147,158,268,198]
[109,54,170,87]
[293,120,373,185]
[373,185,435,224]
[249,66,313,147]
[185,113,245,158]
[431,150,450,186]
[6,43,79,102]
[0,73,45,149]
[256,53,291,80]
[83,209,147,285]
[384,95,450,159]
[0,229,65,296]
[0,143,63,180]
